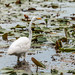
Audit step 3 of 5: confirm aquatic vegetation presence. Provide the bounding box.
[67,70,75,74]
[0,55,2,57]
[59,37,67,42]
[31,57,46,72]
[37,36,47,43]
[15,24,26,29]
[0,67,30,75]
[59,48,75,52]
[24,14,29,21]
[51,69,58,74]
[5,4,11,7]
[15,0,21,4]
[34,27,43,33]
[44,19,48,27]
[0,27,6,34]
[28,8,36,11]
[51,3,59,9]
[2,33,8,41]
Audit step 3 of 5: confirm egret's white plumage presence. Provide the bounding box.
[7,16,41,64]
[8,37,31,55]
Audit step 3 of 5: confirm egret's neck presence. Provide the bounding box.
[29,19,32,41]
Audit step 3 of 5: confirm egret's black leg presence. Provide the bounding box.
[17,56,21,67]
[22,53,27,65]
[17,56,19,63]
[23,53,26,61]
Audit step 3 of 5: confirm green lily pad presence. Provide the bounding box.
[1,67,14,74]
[44,19,48,25]
[67,70,75,74]
[2,33,8,41]
[1,68,31,75]
[59,48,75,52]
[10,27,16,30]
[51,3,59,9]
[8,31,15,36]
[2,67,14,70]
[0,26,2,29]
[34,27,41,30]
[42,27,50,33]
[37,36,47,43]
[33,34,43,37]
[15,24,26,29]
[34,27,43,33]
[31,43,42,48]
[31,25,36,29]
[51,69,58,74]
[28,8,36,11]
[0,31,4,34]
[0,28,6,34]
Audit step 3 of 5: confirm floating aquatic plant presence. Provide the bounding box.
[5,4,11,8]
[31,57,46,72]
[44,19,48,27]
[67,70,75,74]
[59,37,67,42]
[51,3,59,9]
[51,69,58,74]
[15,0,21,4]
[0,26,6,34]
[55,39,62,53]
[0,67,30,75]
[37,36,47,43]
[28,8,36,11]
[59,48,75,52]
[2,33,8,41]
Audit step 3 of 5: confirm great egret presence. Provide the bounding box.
[7,16,41,65]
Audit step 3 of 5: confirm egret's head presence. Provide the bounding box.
[31,16,41,22]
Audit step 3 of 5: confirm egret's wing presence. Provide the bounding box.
[7,37,31,54]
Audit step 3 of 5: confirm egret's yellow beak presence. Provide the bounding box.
[36,18,42,20]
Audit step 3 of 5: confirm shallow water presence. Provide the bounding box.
[0,43,75,73]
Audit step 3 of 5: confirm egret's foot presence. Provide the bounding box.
[22,60,26,65]
[22,59,28,65]
[17,61,22,67]
[14,61,21,69]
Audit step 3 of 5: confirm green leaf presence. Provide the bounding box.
[37,36,47,43]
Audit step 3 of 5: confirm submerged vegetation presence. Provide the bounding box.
[0,0,75,75]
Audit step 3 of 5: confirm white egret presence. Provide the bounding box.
[7,16,41,65]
